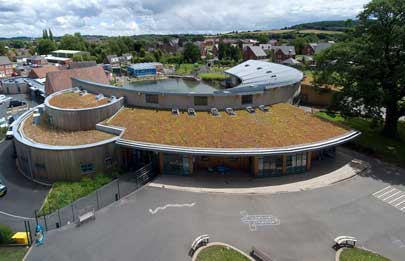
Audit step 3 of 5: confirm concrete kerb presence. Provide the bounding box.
[192,242,254,261]
[335,248,343,261]
[149,159,370,195]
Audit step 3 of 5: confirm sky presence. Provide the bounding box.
[0,0,371,38]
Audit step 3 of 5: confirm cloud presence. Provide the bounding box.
[0,0,370,37]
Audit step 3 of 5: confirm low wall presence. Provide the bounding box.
[73,78,300,110]
[45,89,124,131]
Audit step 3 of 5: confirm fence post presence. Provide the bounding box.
[96,190,100,210]
[57,208,61,228]
[117,179,121,199]
[43,214,48,231]
[34,210,38,225]
[24,221,30,246]
[71,204,75,222]
[27,220,33,246]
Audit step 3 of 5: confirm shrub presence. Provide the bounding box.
[0,224,15,244]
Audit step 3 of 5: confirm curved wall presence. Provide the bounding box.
[45,89,124,131]
[15,139,117,181]
[73,78,300,110]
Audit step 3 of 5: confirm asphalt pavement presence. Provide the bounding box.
[26,149,405,261]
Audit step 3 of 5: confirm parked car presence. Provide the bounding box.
[6,125,14,139]
[7,116,15,125]
[0,179,7,197]
[8,100,26,108]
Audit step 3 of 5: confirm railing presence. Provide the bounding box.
[34,163,156,231]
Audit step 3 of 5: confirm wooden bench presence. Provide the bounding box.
[333,236,357,250]
[189,234,210,256]
[250,246,273,261]
[77,209,95,226]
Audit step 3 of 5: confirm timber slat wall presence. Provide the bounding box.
[15,139,118,181]
[46,98,124,131]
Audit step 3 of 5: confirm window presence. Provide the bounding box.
[194,96,208,106]
[241,95,253,105]
[145,94,159,104]
[80,163,95,174]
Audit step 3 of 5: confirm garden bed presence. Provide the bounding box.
[196,245,250,261]
[340,248,390,261]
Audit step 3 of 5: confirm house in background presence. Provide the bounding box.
[27,56,48,66]
[45,66,108,95]
[51,50,90,58]
[29,66,60,79]
[243,46,268,60]
[302,42,334,56]
[271,46,296,63]
[0,56,13,78]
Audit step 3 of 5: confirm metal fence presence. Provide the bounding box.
[34,163,156,231]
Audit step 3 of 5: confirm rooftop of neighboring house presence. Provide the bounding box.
[47,90,110,109]
[29,66,59,79]
[0,56,12,65]
[309,42,334,54]
[104,103,350,149]
[21,113,115,146]
[246,46,267,57]
[45,65,108,95]
[69,61,97,69]
[271,45,296,56]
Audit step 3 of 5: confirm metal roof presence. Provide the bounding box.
[129,62,162,71]
[225,60,303,92]
[0,56,11,65]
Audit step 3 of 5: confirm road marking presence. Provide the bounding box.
[149,202,196,215]
[0,210,35,220]
[382,191,401,201]
[395,200,405,207]
[240,211,280,231]
[389,195,405,204]
[372,186,392,196]
[376,188,397,198]
[372,186,405,213]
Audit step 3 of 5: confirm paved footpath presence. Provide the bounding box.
[26,149,405,261]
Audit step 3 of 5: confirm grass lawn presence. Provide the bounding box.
[175,63,199,75]
[40,173,115,214]
[199,72,227,81]
[340,248,390,261]
[0,247,28,261]
[196,246,250,261]
[316,112,405,166]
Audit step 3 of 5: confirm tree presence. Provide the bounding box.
[42,29,48,39]
[182,42,200,63]
[0,42,6,56]
[59,33,87,51]
[315,0,405,138]
[36,39,56,55]
[291,38,308,55]
[49,28,53,41]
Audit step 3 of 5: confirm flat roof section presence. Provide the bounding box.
[48,91,109,109]
[105,103,350,149]
[22,114,115,146]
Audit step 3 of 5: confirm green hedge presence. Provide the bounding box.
[0,224,15,244]
[199,73,227,81]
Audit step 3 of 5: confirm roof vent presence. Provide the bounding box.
[32,112,41,125]
[110,96,117,101]
[225,107,236,116]
[246,106,256,114]
[244,64,250,67]
[210,108,220,117]
[187,108,196,117]
[259,105,270,112]
[72,87,80,92]
[271,75,277,78]
[257,67,262,70]
[96,93,104,101]
[172,108,180,116]
[79,90,88,96]
[266,70,272,74]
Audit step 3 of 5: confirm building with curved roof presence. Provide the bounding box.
[12,60,359,182]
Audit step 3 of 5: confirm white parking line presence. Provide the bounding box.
[372,186,405,213]
[395,200,405,207]
[372,186,392,196]
[376,188,397,198]
[389,195,405,204]
[382,191,402,201]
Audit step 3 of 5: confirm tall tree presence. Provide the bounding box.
[59,33,87,51]
[42,29,48,39]
[315,0,405,138]
[36,39,56,55]
[182,42,200,63]
[0,42,6,56]
[49,28,53,41]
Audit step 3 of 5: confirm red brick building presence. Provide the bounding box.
[0,56,13,78]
